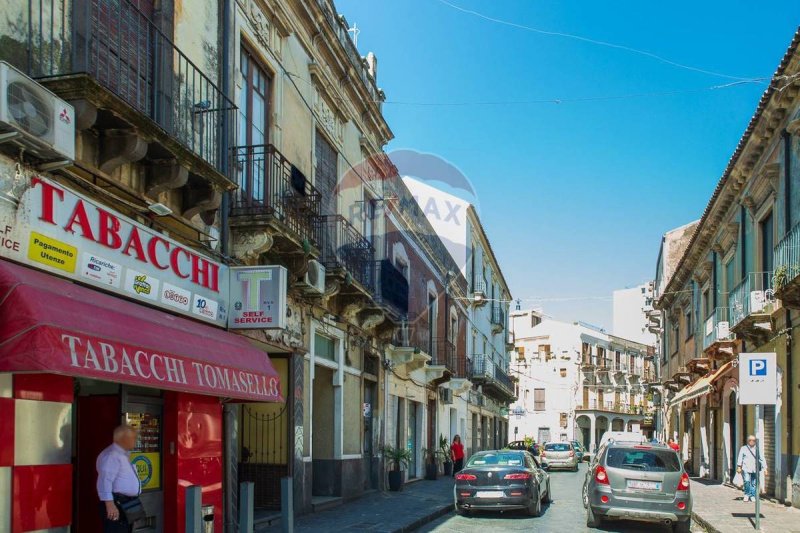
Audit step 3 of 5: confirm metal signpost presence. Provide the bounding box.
[738,352,777,531]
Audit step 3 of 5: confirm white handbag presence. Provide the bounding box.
[732,471,744,488]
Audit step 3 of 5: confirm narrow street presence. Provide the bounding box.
[419,464,703,533]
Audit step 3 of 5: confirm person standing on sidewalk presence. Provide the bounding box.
[451,435,465,475]
[737,434,767,502]
[668,438,680,452]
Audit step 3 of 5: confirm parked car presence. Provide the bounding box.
[541,441,579,471]
[582,441,692,532]
[597,431,647,449]
[507,439,539,456]
[570,440,585,462]
[454,450,550,517]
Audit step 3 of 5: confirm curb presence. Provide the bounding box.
[396,503,453,532]
[692,511,722,533]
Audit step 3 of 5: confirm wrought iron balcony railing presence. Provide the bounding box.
[491,304,504,328]
[774,223,800,303]
[372,259,409,317]
[21,0,236,175]
[702,307,733,350]
[729,272,774,329]
[470,354,514,393]
[231,144,322,245]
[392,319,432,355]
[317,215,375,291]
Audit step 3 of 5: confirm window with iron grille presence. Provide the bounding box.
[533,389,545,411]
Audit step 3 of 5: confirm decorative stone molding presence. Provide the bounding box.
[183,183,222,225]
[232,229,274,265]
[146,160,188,199]
[359,309,385,331]
[741,195,757,215]
[99,129,148,175]
[69,99,97,131]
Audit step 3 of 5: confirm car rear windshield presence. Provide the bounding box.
[606,448,681,472]
[467,452,525,467]
[544,443,571,451]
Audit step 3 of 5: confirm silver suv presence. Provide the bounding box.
[582,441,692,532]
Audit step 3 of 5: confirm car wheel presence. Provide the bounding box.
[673,519,691,533]
[586,504,602,528]
[527,489,542,517]
[542,480,552,503]
[455,504,470,516]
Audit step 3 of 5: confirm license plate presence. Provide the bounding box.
[627,479,661,490]
[475,491,504,498]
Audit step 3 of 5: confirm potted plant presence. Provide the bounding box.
[382,445,413,491]
[423,447,445,480]
[440,435,453,476]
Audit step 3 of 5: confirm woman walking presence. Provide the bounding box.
[451,435,465,475]
[737,435,767,502]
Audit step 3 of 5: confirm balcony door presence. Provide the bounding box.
[238,46,270,203]
[315,130,338,217]
[760,211,774,290]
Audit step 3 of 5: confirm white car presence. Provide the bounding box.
[597,431,647,450]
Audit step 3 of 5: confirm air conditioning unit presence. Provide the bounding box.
[298,259,325,294]
[750,290,766,313]
[0,61,75,162]
[439,388,453,405]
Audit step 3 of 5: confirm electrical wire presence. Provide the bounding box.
[434,0,762,82]
[384,81,768,107]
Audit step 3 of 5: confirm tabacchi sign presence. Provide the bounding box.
[61,332,281,401]
[0,176,228,326]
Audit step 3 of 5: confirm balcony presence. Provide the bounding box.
[774,222,800,308]
[470,354,516,402]
[702,307,739,360]
[13,0,235,187]
[318,215,375,293]
[575,401,646,415]
[490,304,505,333]
[471,278,488,306]
[230,144,322,251]
[428,337,469,382]
[672,366,693,386]
[581,356,596,371]
[729,272,775,346]
[371,259,409,320]
[613,362,628,375]
[387,320,431,372]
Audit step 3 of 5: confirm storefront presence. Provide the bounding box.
[0,175,283,532]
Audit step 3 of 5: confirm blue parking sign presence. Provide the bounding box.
[738,353,777,405]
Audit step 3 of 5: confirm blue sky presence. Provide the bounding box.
[337,0,799,329]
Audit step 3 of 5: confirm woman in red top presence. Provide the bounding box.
[668,438,680,452]
[451,435,465,474]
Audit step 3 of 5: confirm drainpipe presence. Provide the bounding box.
[220,1,235,530]
[219,0,233,258]
[784,129,796,505]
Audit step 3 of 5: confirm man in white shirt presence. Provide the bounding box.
[737,434,767,502]
[96,425,141,532]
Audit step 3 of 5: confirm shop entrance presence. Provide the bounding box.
[74,384,164,533]
[124,399,164,532]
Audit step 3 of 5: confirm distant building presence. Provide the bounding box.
[612,284,657,345]
[508,311,655,452]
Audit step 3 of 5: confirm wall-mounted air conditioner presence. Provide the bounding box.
[0,61,75,162]
[298,259,325,294]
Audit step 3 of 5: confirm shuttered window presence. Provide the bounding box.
[533,389,545,411]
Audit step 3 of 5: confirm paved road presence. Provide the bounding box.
[417,463,703,533]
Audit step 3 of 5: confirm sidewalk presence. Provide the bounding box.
[691,478,800,532]
[256,477,454,533]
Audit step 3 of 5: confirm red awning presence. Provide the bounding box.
[0,259,282,402]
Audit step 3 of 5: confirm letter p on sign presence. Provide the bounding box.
[750,359,767,376]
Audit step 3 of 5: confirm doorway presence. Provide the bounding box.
[363,381,376,489]
[729,391,737,478]
[408,402,418,479]
[123,399,164,533]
